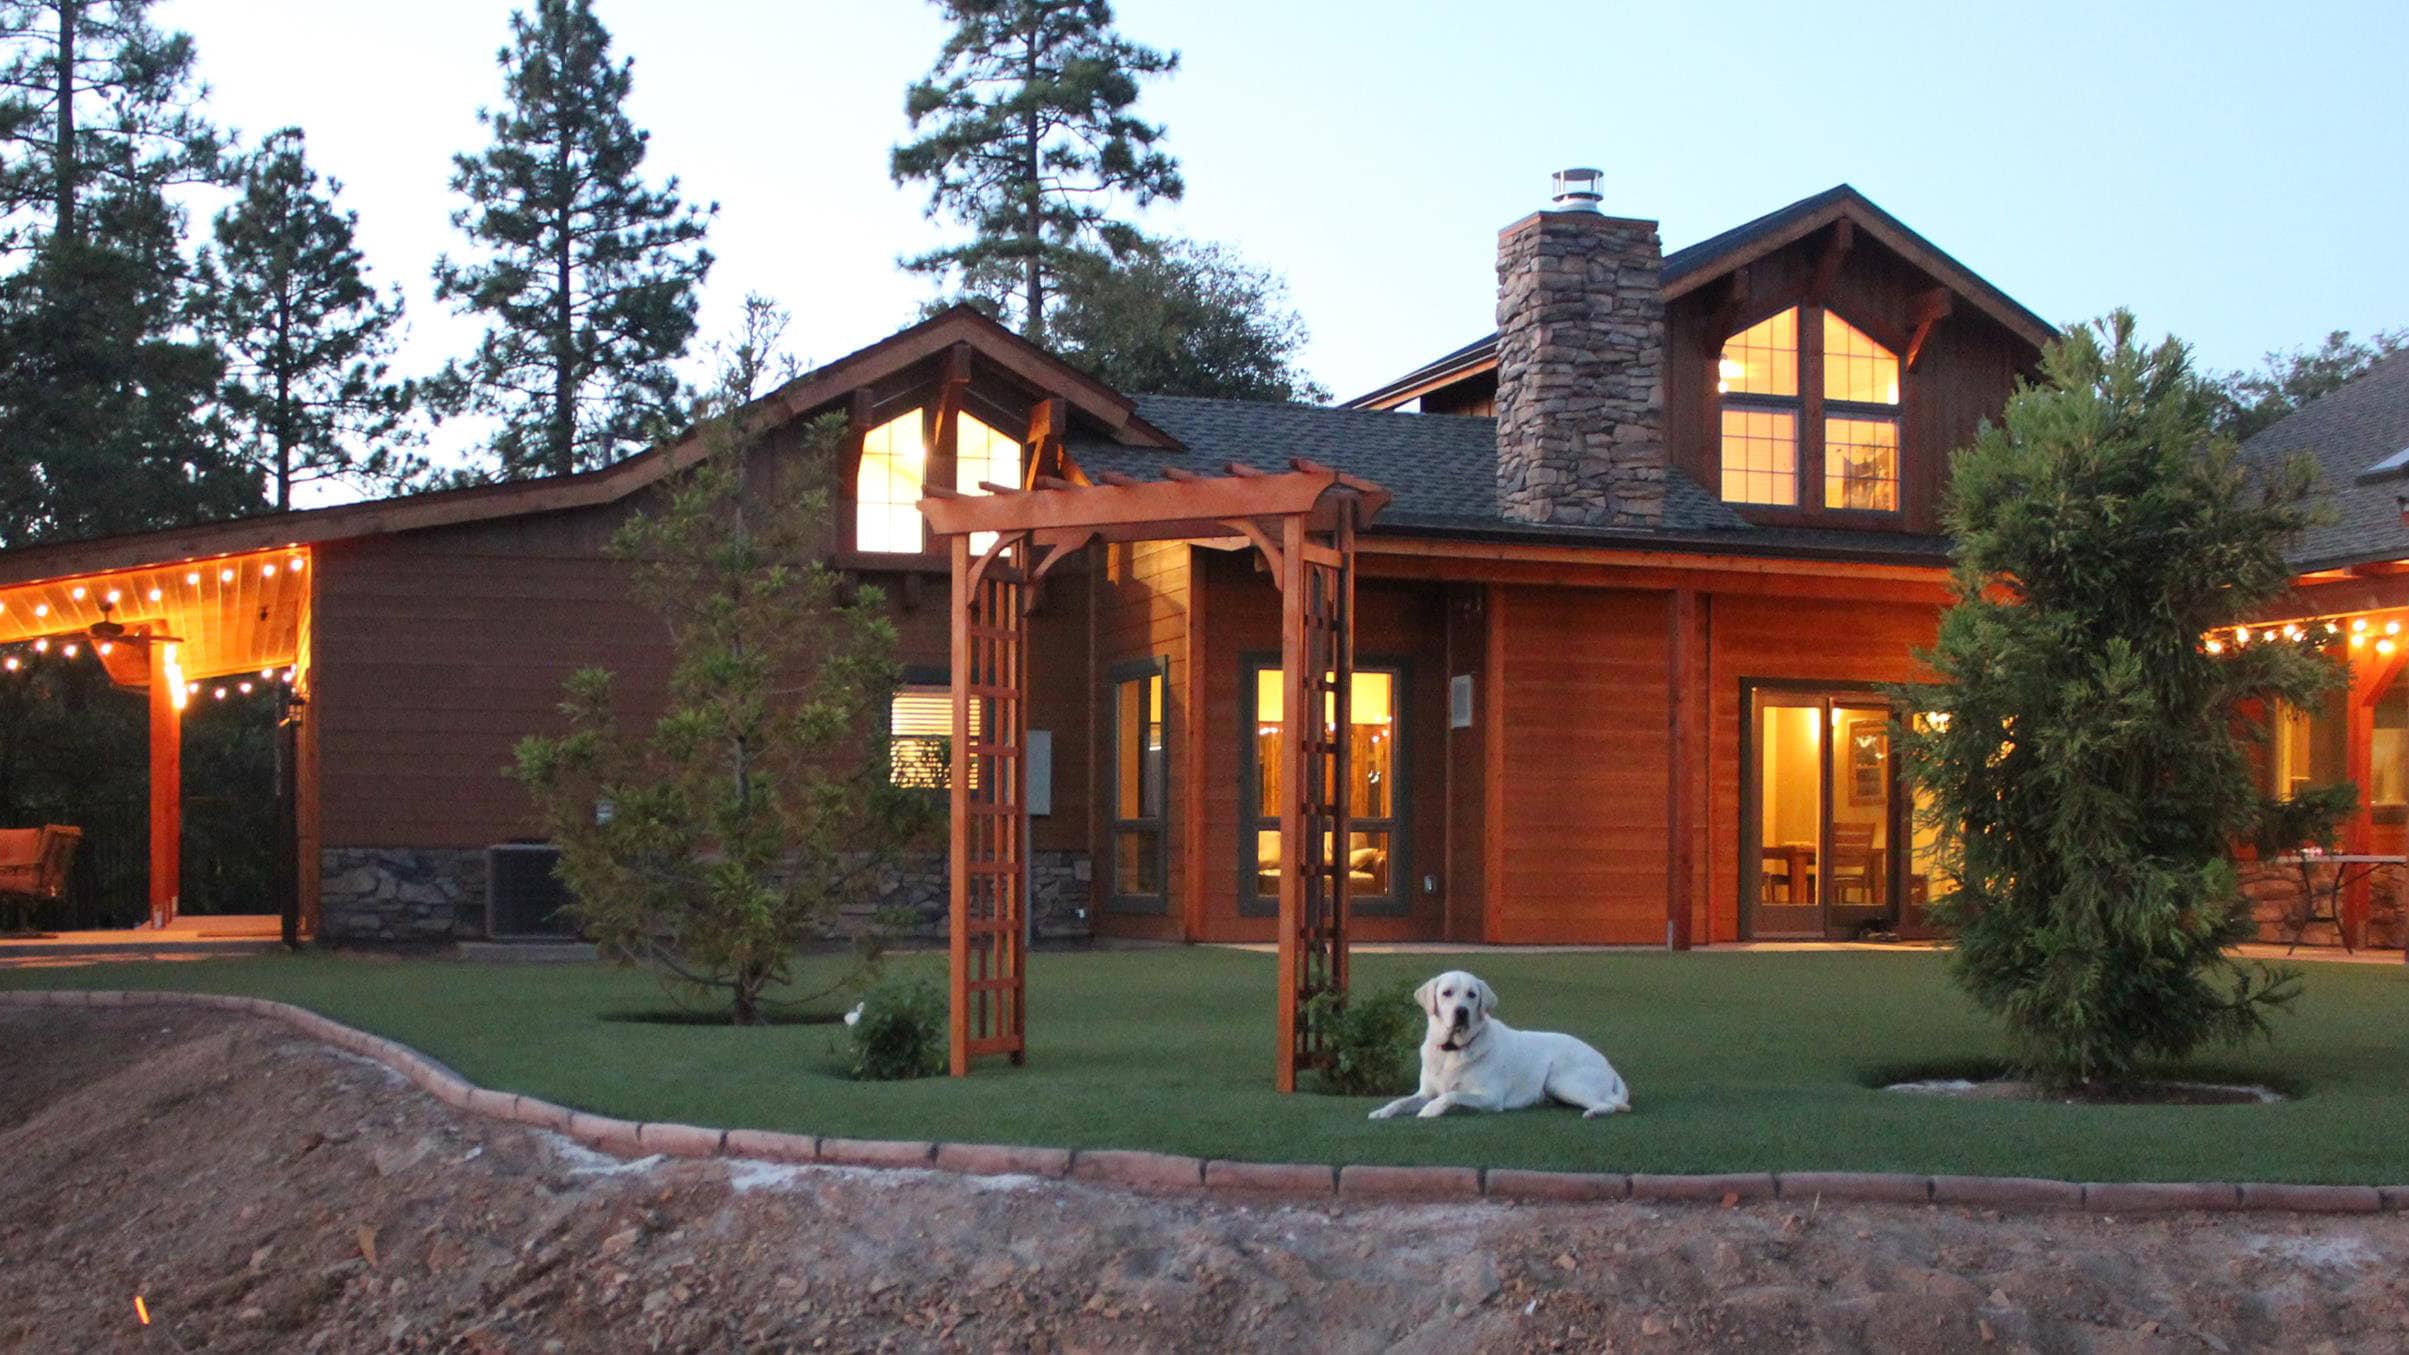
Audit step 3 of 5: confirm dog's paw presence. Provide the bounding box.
[1581,1103,1629,1119]
[1415,1101,1450,1119]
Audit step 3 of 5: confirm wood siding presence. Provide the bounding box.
[1487,586,1674,943]
[312,495,1091,858]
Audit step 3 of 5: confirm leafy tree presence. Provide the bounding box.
[511,329,935,1025]
[434,0,713,480]
[2214,328,2409,441]
[1900,310,2330,1089]
[193,129,420,510]
[892,0,1180,343]
[1047,239,1328,402]
[0,0,245,545]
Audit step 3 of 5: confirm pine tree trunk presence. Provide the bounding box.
[52,0,75,247]
[1020,21,1043,344]
[273,291,294,510]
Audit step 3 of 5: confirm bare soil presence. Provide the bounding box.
[5,1009,2409,1353]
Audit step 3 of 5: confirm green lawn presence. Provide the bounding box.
[9,947,2407,1182]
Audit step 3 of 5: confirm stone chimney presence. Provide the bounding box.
[1493,169,1666,527]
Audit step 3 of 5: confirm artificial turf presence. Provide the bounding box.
[9,946,2406,1183]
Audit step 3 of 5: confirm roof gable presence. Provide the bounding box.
[1346,185,2055,409]
[0,306,1176,587]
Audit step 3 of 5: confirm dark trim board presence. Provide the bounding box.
[1102,655,1171,917]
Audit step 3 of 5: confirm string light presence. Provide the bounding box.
[69,586,84,600]
[32,603,45,617]
[2204,638,2224,655]
[104,589,119,604]
[261,563,276,578]
[238,681,254,694]
[219,568,234,583]
[147,588,162,602]
[32,639,46,652]
[96,642,112,656]
[60,642,77,658]
[185,572,199,585]
[2,657,15,672]
[212,687,227,700]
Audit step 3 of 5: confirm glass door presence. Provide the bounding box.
[1744,687,1904,940]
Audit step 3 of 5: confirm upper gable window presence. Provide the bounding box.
[856,409,929,552]
[1717,306,1903,514]
[853,408,1028,555]
[956,413,1024,555]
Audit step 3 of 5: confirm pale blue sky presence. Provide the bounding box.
[158,0,2406,481]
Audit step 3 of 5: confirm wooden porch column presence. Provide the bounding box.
[1666,589,1699,950]
[147,642,182,929]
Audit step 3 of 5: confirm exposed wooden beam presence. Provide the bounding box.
[1808,219,1855,305]
[1905,287,1953,372]
[1707,266,1752,344]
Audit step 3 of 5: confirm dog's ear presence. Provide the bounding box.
[1474,977,1498,1017]
[1413,976,1438,1016]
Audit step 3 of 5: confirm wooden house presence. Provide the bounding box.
[0,176,2086,947]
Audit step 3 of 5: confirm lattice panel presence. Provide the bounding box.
[1274,509,1356,1090]
[949,534,1029,1073]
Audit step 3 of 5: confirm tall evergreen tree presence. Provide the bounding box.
[0,0,245,545]
[1900,311,2324,1089]
[892,0,1180,343]
[434,0,713,480]
[194,129,419,510]
[0,0,221,251]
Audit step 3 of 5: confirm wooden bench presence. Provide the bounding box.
[0,825,81,933]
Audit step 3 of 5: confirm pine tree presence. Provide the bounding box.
[1049,239,1328,402]
[1900,311,2328,1089]
[511,321,936,1025]
[892,0,1180,343]
[194,129,419,511]
[433,0,713,480]
[0,0,244,545]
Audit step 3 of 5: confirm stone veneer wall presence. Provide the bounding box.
[2235,860,2405,949]
[317,847,1094,944]
[1492,209,1666,528]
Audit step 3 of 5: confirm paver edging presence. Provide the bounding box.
[3,988,2399,1216]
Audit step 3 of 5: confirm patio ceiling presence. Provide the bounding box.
[0,545,310,685]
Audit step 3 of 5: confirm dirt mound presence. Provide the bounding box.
[4,1007,2408,1352]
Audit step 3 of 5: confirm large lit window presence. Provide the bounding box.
[855,410,928,553]
[1716,306,1903,513]
[889,685,977,788]
[1249,666,1399,910]
[955,413,1024,555]
[1717,310,1799,505]
[2375,682,2409,812]
[1108,661,1168,909]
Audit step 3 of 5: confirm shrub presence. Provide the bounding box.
[1900,311,2322,1090]
[847,979,947,1081]
[1304,981,1422,1097]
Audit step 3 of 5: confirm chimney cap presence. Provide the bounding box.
[1550,167,1604,211]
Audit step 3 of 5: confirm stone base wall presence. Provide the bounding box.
[316,847,1094,944]
[319,847,488,942]
[2237,861,2406,949]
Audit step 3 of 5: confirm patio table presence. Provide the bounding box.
[2268,853,2408,958]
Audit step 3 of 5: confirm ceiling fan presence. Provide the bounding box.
[88,598,182,650]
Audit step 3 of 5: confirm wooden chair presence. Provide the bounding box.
[1828,823,1880,906]
[0,825,82,933]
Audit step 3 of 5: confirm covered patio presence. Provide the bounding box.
[0,544,313,937]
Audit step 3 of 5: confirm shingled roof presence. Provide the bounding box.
[2242,350,2409,570]
[1068,395,1953,565]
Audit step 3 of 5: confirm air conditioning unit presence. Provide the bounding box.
[486,843,577,939]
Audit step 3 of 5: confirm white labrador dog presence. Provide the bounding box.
[1370,970,1630,1119]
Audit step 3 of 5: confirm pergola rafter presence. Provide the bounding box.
[919,461,1390,1090]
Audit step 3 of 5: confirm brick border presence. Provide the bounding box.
[9,988,2402,1217]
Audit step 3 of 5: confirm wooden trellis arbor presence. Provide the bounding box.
[918,460,1390,1091]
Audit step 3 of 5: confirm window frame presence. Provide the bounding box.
[838,386,1035,568]
[1237,652,1410,920]
[887,670,962,790]
[1713,303,1909,524]
[1105,656,1171,916]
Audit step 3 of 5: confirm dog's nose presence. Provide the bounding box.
[1450,1008,1470,1028]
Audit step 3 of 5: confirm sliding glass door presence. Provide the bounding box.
[1743,686,1907,940]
